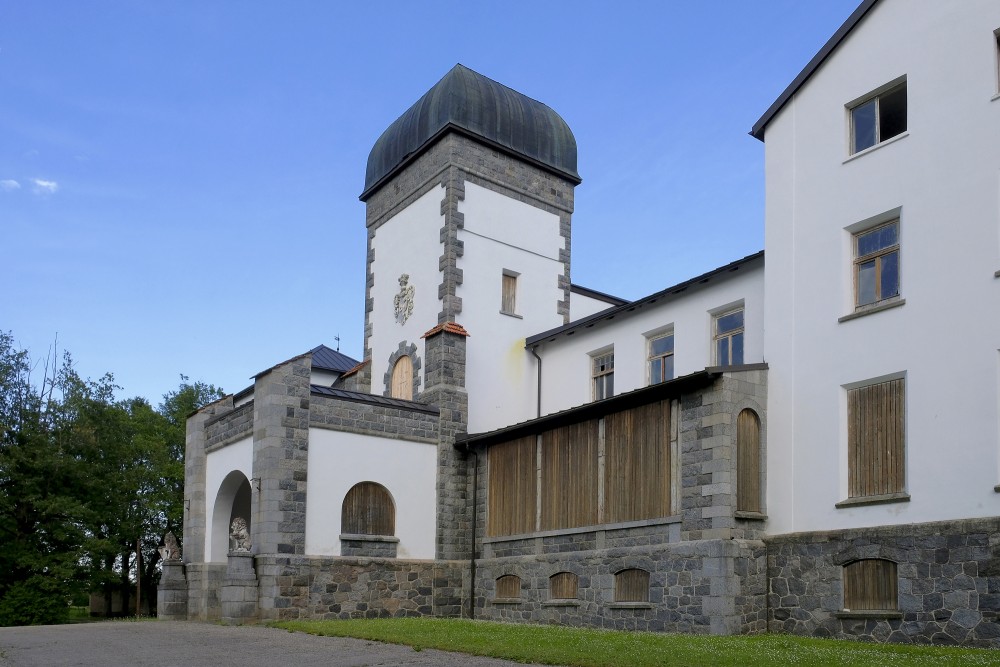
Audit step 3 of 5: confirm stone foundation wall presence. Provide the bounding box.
[184,562,226,621]
[254,555,467,621]
[475,538,766,634]
[340,535,399,559]
[766,517,1000,647]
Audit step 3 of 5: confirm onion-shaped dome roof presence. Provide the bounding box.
[361,64,580,200]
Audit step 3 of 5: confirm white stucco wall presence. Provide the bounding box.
[456,182,566,432]
[310,369,340,387]
[204,436,253,562]
[368,185,446,396]
[570,292,619,320]
[305,428,437,559]
[536,264,764,417]
[762,0,1000,534]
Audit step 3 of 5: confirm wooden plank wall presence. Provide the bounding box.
[736,409,762,512]
[848,379,905,498]
[604,401,670,523]
[341,482,395,536]
[487,436,537,537]
[541,420,599,531]
[844,559,898,610]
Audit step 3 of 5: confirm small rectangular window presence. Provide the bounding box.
[501,271,518,315]
[854,220,900,308]
[850,81,907,154]
[713,308,744,366]
[592,351,614,400]
[648,332,674,385]
[844,560,898,611]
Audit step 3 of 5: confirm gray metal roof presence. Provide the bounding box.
[750,0,880,141]
[310,345,359,373]
[361,64,580,200]
[526,251,764,347]
[310,385,440,415]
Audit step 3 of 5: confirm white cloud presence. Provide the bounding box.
[31,178,58,194]
[0,179,20,191]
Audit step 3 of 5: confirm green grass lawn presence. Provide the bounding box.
[273,617,1000,667]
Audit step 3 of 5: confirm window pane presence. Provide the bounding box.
[857,260,877,305]
[879,84,907,141]
[880,250,899,299]
[731,333,744,365]
[650,335,673,356]
[857,223,897,257]
[852,99,877,153]
[717,310,743,334]
[663,355,674,381]
[650,358,662,384]
[717,338,729,366]
[606,374,613,397]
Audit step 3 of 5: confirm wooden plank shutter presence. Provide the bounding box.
[549,572,579,600]
[604,401,670,523]
[487,436,537,537]
[848,379,905,498]
[737,409,762,512]
[495,575,521,599]
[541,420,599,531]
[341,482,395,535]
[614,569,650,602]
[844,559,897,610]
[390,357,412,400]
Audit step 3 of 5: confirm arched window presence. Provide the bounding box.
[614,568,650,603]
[736,409,762,513]
[495,574,521,600]
[390,356,412,400]
[341,482,395,536]
[844,559,898,611]
[549,572,579,600]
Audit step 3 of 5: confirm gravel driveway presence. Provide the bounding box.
[0,621,535,667]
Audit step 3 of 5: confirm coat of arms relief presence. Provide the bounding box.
[394,274,414,324]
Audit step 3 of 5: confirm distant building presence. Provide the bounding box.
[164,0,1000,647]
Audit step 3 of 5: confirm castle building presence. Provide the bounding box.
[162,0,1000,646]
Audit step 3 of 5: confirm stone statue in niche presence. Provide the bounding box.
[394,273,414,324]
[159,531,181,561]
[229,517,251,552]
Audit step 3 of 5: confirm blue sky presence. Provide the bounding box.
[1,1,861,404]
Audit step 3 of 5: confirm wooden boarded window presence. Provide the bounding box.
[390,356,412,400]
[604,401,670,523]
[848,378,905,498]
[614,569,650,603]
[501,271,517,315]
[487,436,537,537]
[495,575,521,599]
[549,572,579,600]
[844,559,897,610]
[341,482,395,536]
[541,420,599,531]
[736,409,762,513]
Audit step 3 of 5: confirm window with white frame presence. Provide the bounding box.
[850,80,906,154]
[592,351,614,401]
[854,220,899,308]
[713,308,744,366]
[648,332,674,385]
[500,270,518,316]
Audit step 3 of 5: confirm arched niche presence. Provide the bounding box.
[210,470,251,562]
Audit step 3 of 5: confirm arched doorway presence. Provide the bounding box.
[210,470,251,562]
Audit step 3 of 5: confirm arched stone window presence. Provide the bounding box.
[549,572,579,600]
[844,559,898,611]
[495,574,521,600]
[341,482,395,536]
[614,568,650,603]
[390,356,413,400]
[736,408,762,513]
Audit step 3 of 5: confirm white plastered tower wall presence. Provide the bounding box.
[457,182,566,432]
[762,0,1000,535]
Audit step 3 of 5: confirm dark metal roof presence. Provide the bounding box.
[456,369,720,449]
[751,0,880,141]
[526,251,764,347]
[310,385,440,415]
[361,64,580,200]
[570,284,628,307]
[310,345,360,373]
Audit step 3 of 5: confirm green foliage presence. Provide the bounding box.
[273,618,1000,667]
[0,331,223,624]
